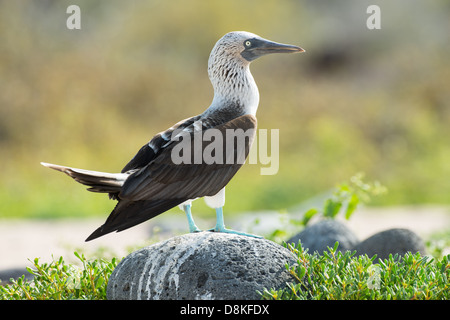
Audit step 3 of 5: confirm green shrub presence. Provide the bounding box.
[0,252,118,300]
[3,244,448,300]
[260,242,450,300]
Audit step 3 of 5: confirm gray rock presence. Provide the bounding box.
[287,219,359,254]
[353,228,426,262]
[107,232,297,300]
[0,268,34,286]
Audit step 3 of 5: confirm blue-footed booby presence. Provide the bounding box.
[41,31,304,241]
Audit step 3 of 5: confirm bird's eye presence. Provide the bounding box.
[245,40,252,47]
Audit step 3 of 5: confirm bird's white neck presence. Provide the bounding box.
[206,60,260,116]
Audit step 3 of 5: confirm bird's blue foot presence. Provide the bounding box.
[183,204,202,233]
[208,207,263,239]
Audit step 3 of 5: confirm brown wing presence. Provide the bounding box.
[85,114,257,241]
[120,114,203,173]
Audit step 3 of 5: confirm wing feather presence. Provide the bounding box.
[120,114,257,201]
[85,114,257,240]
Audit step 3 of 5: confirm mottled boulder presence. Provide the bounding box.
[353,228,426,262]
[107,232,297,300]
[287,220,359,254]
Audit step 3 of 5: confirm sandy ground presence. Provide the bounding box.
[0,205,449,271]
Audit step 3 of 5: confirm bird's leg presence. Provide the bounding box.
[209,207,262,238]
[183,204,201,233]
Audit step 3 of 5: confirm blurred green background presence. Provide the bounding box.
[0,0,449,219]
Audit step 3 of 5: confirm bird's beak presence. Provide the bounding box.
[242,38,305,61]
[257,39,305,55]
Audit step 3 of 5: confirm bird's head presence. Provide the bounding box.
[208,31,304,69]
[207,31,304,114]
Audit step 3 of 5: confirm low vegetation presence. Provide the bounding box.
[1,175,448,300]
[0,252,117,300]
[260,242,449,300]
[1,243,448,300]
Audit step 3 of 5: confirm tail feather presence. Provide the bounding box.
[40,162,127,194]
[41,162,186,241]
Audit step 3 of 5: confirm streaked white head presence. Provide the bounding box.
[207,31,304,116]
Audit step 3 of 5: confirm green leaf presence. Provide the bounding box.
[302,208,319,225]
[345,193,359,219]
[333,241,340,252]
[324,199,342,218]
